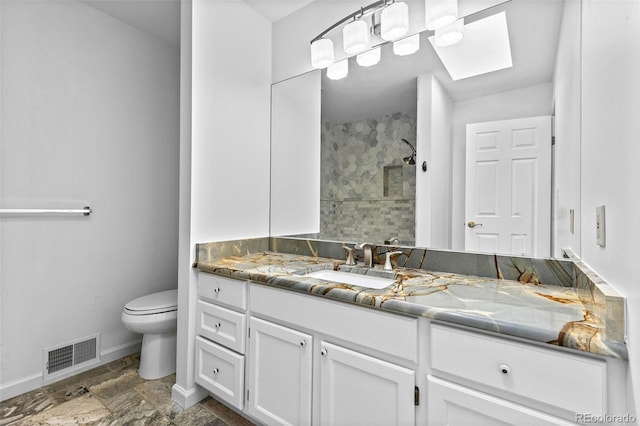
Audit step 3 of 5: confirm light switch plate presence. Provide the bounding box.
[569,209,574,234]
[596,205,606,247]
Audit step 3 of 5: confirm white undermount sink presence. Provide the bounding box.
[304,269,396,289]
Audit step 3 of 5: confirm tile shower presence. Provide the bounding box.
[320,112,417,245]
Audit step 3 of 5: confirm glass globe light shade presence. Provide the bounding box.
[327,59,349,80]
[343,20,370,55]
[435,18,463,47]
[381,2,409,41]
[356,46,381,67]
[425,0,458,31]
[393,33,420,56]
[310,38,335,69]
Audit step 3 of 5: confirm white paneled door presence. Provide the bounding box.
[465,116,552,257]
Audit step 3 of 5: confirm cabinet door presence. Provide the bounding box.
[247,317,312,426]
[427,376,578,426]
[319,341,415,426]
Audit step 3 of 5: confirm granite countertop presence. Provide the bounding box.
[195,251,627,359]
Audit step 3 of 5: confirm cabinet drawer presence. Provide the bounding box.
[195,336,244,410]
[427,376,577,426]
[198,272,247,311]
[430,323,606,415]
[197,300,246,354]
[250,283,418,363]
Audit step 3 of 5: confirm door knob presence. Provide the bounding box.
[467,221,483,228]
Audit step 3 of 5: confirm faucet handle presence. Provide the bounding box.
[342,245,356,265]
[383,251,403,271]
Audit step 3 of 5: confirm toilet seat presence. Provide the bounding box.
[124,289,177,316]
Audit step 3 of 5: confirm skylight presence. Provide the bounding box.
[429,11,513,81]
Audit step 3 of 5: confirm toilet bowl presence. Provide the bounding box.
[122,289,178,380]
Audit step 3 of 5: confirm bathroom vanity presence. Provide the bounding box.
[190,238,628,426]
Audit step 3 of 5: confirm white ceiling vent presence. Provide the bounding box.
[43,334,100,379]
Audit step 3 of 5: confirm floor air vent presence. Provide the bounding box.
[44,334,100,378]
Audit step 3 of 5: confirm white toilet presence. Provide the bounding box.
[121,289,178,380]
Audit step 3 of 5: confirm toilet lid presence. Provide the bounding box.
[124,289,178,315]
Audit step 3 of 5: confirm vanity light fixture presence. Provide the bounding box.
[327,59,349,80]
[310,0,412,71]
[356,46,382,67]
[393,33,420,56]
[425,0,458,31]
[435,18,463,47]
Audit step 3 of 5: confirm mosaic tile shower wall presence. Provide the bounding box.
[320,112,417,245]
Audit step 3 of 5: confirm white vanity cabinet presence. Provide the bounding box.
[194,272,248,410]
[248,282,420,426]
[192,273,617,426]
[428,323,608,425]
[247,316,313,426]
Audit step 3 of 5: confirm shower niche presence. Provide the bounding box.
[383,165,403,198]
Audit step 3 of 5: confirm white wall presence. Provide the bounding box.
[0,0,179,399]
[173,0,272,408]
[272,0,354,82]
[552,0,582,258]
[190,2,271,244]
[450,83,554,250]
[416,74,453,248]
[581,0,640,415]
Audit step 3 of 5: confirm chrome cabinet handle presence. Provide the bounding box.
[300,340,306,347]
[320,348,328,357]
[214,322,221,329]
[499,364,511,375]
[213,287,221,294]
[213,368,219,375]
[467,221,483,229]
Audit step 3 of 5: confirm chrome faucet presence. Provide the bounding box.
[342,245,356,265]
[355,243,375,267]
[384,237,400,245]
[383,251,403,271]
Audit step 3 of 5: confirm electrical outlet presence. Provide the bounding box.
[596,205,606,247]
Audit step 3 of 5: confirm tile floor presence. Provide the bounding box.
[0,354,255,425]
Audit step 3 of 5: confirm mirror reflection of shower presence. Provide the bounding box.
[319,111,417,245]
[401,139,416,165]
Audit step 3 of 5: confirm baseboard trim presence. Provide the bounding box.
[0,372,42,402]
[0,340,142,402]
[171,383,209,409]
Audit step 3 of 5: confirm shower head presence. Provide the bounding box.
[403,155,416,165]
[401,139,416,165]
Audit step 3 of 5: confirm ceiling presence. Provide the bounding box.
[81,0,181,48]
[81,0,315,49]
[79,0,564,124]
[245,0,316,22]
